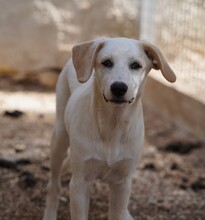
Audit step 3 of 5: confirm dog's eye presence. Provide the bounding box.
[101,59,113,68]
[130,62,142,70]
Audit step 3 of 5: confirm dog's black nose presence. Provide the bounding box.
[110,81,128,97]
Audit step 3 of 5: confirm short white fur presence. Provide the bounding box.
[43,37,176,220]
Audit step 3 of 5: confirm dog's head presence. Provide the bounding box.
[72,37,176,105]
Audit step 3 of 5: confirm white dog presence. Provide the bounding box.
[43,37,176,220]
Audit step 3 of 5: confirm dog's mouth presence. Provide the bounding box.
[103,94,135,105]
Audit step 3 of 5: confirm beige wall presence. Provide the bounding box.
[143,76,205,141]
[0,0,140,71]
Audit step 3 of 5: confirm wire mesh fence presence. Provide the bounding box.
[140,0,205,103]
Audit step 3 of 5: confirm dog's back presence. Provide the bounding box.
[55,60,82,120]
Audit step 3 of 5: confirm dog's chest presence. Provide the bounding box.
[83,158,136,183]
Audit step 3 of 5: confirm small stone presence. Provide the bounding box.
[41,165,50,172]
[143,162,156,171]
[158,202,171,211]
[191,178,205,192]
[16,158,31,165]
[179,183,188,190]
[15,144,26,153]
[59,196,68,203]
[4,110,24,118]
[164,141,202,155]
[18,171,37,188]
[144,146,157,158]
[0,157,17,170]
[170,162,179,170]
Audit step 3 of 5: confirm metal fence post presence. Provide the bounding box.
[139,0,157,43]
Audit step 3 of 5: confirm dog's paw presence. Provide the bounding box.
[126,212,134,220]
[42,208,57,220]
[116,211,134,220]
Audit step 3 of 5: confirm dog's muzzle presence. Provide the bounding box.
[103,81,135,105]
[103,93,135,105]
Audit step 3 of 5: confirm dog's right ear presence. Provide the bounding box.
[72,38,105,83]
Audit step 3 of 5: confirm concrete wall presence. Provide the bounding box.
[143,76,205,141]
[0,0,140,71]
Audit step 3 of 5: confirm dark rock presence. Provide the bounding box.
[179,183,188,190]
[0,157,32,171]
[143,162,156,171]
[163,141,202,155]
[0,157,17,170]
[18,171,37,188]
[181,177,189,183]
[16,158,32,165]
[4,110,24,118]
[170,162,179,170]
[178,177,189,190]
[191,178,205,192]
[41,165,50,172]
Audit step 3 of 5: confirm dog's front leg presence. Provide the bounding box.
[108,178,134,220]
[70,176,91,220]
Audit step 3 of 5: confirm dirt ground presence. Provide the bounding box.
[0,79,205,220]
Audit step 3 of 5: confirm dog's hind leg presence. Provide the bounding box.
[43,124,69,220]
[43,67,70,220]
[61,149,71,175]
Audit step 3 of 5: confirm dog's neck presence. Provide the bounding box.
[93,82,141,141]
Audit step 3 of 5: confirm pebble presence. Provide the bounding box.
[0,157,31,170]
[144,146,157,158]
[4,110,24,118]
[143,162,156,171]
[191,178,205,192]
[158,202,171,211]
[59,196,68,202]
[164,141,202,155]
[18,171,37,188]
[16,158,31,165]
[0,157,17,170]
[15,144,26,153]
[170,162,179,170]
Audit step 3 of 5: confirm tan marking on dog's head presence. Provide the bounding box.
[72,38,106,83]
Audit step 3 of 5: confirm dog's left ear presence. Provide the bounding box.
[72,38,105,83]
[141,41,176,83]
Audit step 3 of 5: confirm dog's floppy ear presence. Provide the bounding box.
[141,41,176,83]
[72,38,105,83]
